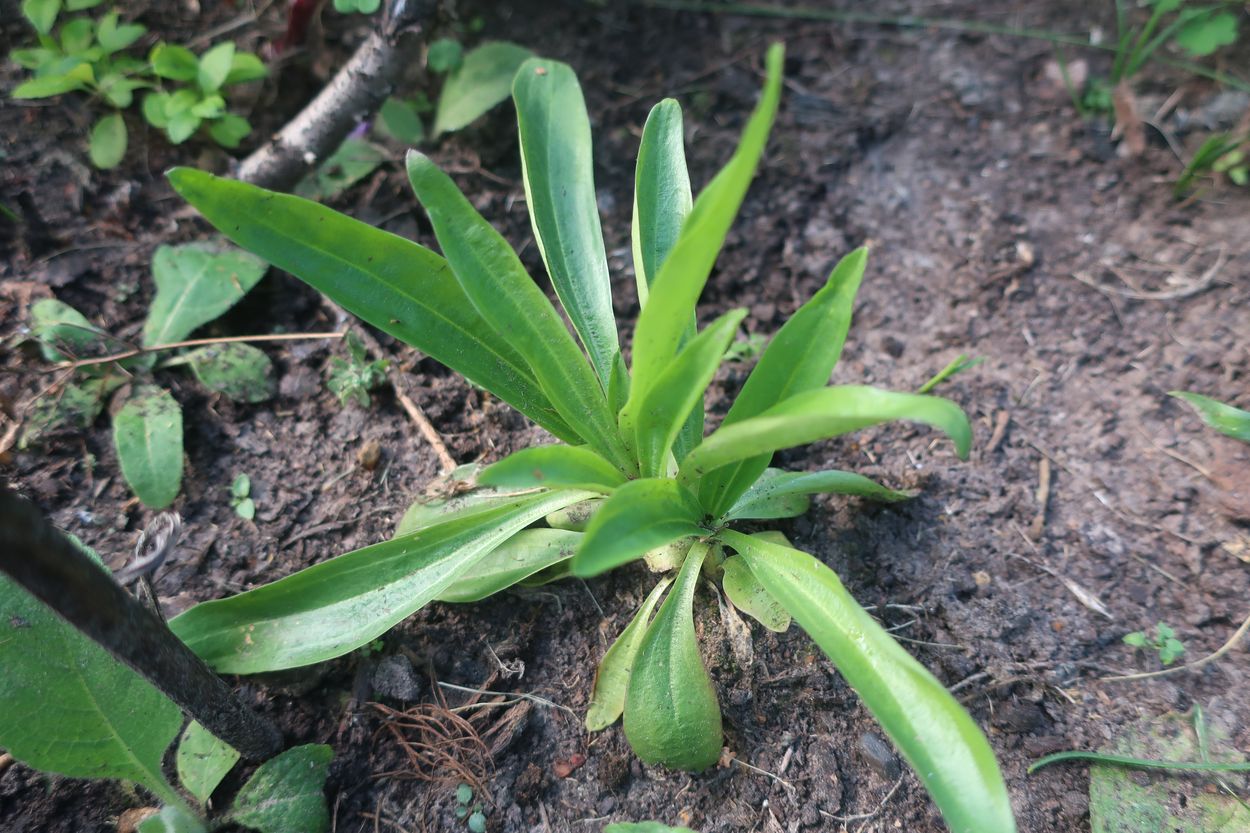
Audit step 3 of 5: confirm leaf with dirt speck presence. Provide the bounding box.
[113,384,183,508]
[185,342,275,403]
[142,243,267,347]
[227,744,332,833]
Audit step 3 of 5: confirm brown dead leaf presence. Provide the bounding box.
[1112,79,1147,157]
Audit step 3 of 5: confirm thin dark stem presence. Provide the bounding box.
[0,488,282,761]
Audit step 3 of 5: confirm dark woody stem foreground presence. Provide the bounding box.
[0,487,282,761]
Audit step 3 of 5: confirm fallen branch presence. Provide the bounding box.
[236,0,440,189]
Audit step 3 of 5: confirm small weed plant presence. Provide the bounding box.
[1124,622,1186,666]
[168,45,1014,832]
[326,331,389,406]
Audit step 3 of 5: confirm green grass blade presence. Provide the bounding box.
[570,479,706,578]
[166,168,578,443]
[917,353,984,394]
[1029,750,1250,774]
[698,247,868,514]
[170,490,591,673]
[723,467,914,522]
[1170,391,1250,443]
[681,385,971,486]
[623,44,783,429]
[635,309,746,477]
[623,542,722,771]
[405,152,632,471]
[513,58,620,386]
[632,98,693,306]
[479,445,628,494]
[719,530,1015,833]
[585,576,673,731]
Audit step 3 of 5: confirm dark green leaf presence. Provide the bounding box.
[223,52,267,86]
[479,445,626,493]
[432,41,533,135]
[207,114,251,149]
[623,542,722,770]
[719,530,1013,833]
[295,138,387,200]
[29,297,109,362]
[143,242,268,346]
[113,384,183,509]
[170,490,590,672]
[570,478,705,578]
[19,376,117,448]
[185,342,275,403]
[426,38,463,73]
[405,152,630,470]
[513,57,620,386]
[378,97,425,145]
[228,745,332,833]
[585,577,672,731]
[167,168,577,442]
[723,467,914,522]
[632,98,692,304]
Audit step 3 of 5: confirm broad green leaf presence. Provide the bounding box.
[143,242,267,347]
[570,478,706,578]
[143,91,171,127]
[432,41,533,135]
[425,38,463,73]
[113,384,183,509]
[634,309,745,477]
[96,12,146,53]
[680,386,971,487]
[228,744,332,833]
[698,247,868,514]
[585,577,672,731]
[151,43,200,81]
[59,17,94,54]
[12,73,88,98]
[718,530,1015,833]
[513,57,620,387]
[1174,11,1238,57]
[721,552,789,632]
[176,722,239,804]
[170,489,590,673]
[723,467,914,522]
[197,41,234,92]
[207,114,251,149]
[138,806,208,833]
[632,99,693,305]
[167,169,577,442]
[19,376,119,448]
[623,542,722,771]
[294,138,386,200]
[22,0,61,35]
[185,342,276,403]
[479,445,627,494]
[29,297,110,361]
[0,553,185,810]
[624,44,783,424]
[436,528,582,603]
[99,74,147,108]
[166,112,202,144]
[224,52,267,86]
[406,152,630,471]
[378,97,425,144]
[1170,391,1250,443]
[89,112,127,168]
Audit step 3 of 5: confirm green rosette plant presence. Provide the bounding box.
[166,45,1015,832]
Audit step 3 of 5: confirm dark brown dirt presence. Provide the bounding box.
[3,2,1249,832]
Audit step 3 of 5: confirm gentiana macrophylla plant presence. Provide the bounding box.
[166,44,1015,833]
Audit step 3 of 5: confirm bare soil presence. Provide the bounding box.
[2,2,1249,832]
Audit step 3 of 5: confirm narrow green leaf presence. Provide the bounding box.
[197,41,234,92]
[432,41,533,135]
[721,551,790,633]
[631,98,692,305]
[1170,391,1250,443]
[723,467,914,522]
[176,722,239,804]
[223,52,267,86]
[586,576,673,731]
[479,445,626,494]
[167,168,577,442]
[96,12,146,53]
[623,542,722,771]
[185,342,275,403]
[143,242,268,346]
[680,386,972,487]
[0,552,185,810]
[436,528,582,603]
[608,350,631,416]
[624,44,783,421]
[917,353,983,394]
[405,152,630,470]
[634,309,745,477]
[113,384,183,509]
[698,247,868,514]
[570,479,706,578]
[170,490,590,673]
[1030,750,1250,774]
[513,57,620,386]
[228,744,332,833]
[719,530,1015,833]
[11,73,89,98]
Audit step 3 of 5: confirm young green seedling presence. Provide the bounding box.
[167,45,1015,832]
[1124,622,1186,666]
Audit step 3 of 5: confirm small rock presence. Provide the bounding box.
[371,654,422,701]
[357,439,382,471]
[859,732,899,780]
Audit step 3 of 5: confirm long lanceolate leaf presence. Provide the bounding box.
[479,445,627,494]
[680,386,972,486]
[699,247,868,515]
[405,153,633,473]
[621,44,784,441]
[634,309,746,477]
[585,576,672,731]
[170,490,591,673]
[166,169,578,443]
[513,58,620,388]
[723,467,914,522]
[570,479,706,578]
[718,531,1016,833]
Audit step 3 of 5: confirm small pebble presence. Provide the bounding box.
[859,732,900,780]
[371,654,421,701]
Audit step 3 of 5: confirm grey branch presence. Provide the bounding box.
[235,0,439,189]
